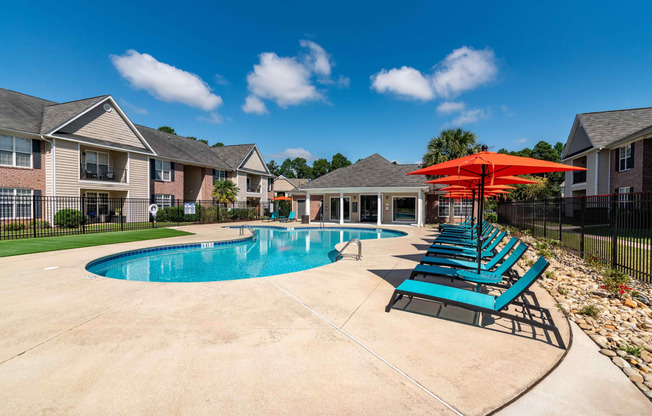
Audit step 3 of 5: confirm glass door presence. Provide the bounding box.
[330,197,350,221]
[360,195,378,222]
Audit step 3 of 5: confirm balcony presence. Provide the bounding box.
[80,167,128,183]
[572,171,587,184]
[247,185,262,193]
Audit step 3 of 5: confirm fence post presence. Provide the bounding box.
[580,196,586,258]
[177,199,180,227]
[611,194,618,267]
[543,199,548,239]
[558,199,562,241]
[531,200,535,235]
[120,198,124,231]
[32,195,37,238]
[81,195,85,234]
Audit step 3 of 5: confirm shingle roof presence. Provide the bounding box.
[0,88,55,133]
[41,95,109,134]
[287,177,310,188]
[211,144,256,169]
[300,153,427,189]
[135,125,231,169]
[577,107,652,148]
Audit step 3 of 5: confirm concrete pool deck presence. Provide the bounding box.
[0,222,649,415]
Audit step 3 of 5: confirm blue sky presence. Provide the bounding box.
[2,1,651,164]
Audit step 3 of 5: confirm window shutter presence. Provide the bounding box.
[32,140,41,169]
[34,190,42,218]
[614,148,620,172]
[150,159,156,180]
[171,162,175,181]
[628,143,635,169]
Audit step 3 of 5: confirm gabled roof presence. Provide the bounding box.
[211,144,256,170]
[577,107,652,148]
[136,125,231,169]
[40,95,109,134]
[300,153,427,189]
[0,88,55,134]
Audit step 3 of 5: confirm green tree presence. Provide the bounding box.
[187,136,209,145]
[311,158,330,179]
[279,158,296,178]
[158,126,176,134]
[422,128,481,166]
[266,160,280,176]
[211,179,239,204]
[330,153,351,171]
[212,142,225,147]
[291,158,312,178]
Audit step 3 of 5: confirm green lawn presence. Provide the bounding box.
[0,228,194,257]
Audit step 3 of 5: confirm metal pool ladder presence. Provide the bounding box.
[240,224,258,241]
[336,238,362,261]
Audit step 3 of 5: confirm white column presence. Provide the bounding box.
[377,192,382,226]
[305,192,311,223]
[417,190,423,227]
[339,192,344,225]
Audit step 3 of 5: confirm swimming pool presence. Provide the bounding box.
[86,227,406,282]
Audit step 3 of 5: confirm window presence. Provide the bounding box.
[85,192,109,217]
[393,197,416,222]
[454,199,473,217]
[330,197,350,221]
[0,135,31,167]
[155,160,171,181]
[619,144,633,171]
[268,179,273,192]
[85,151,109,178]
[155,194,173,209]
[0,188,33,219]
[438,195,450,217]
[213,170,226,182]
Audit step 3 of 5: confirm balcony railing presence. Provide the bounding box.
[247,185,262,193]
[80,167,127,183]
[572,171,587,184]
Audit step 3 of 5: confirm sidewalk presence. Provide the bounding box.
[497,321,652,415]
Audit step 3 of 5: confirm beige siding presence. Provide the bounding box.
[586,150,597,195]
[274,178,297,192]
[128,153,150,199]
[236,173,247,201]
[54,139,81,197]
[242,150,266,172]
[597,149,611,195]
[60,104,147,151]
[45,142,53,197]
[260,177,268,202]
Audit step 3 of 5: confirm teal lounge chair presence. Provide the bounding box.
[427,231,506,260]
[386,256,565,349]
[264,211,278,222]
[280,211,296,223]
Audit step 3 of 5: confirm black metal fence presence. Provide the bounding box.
[0,195,272,240]
[497,192,652,281]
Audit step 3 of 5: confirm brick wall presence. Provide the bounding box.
[643,139,652,193]
[201,168,214,200]
[610,139,646,193]
[0,140,46,192]
[150,162,184,201]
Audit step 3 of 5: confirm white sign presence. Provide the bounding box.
[149,204,159,216]
[184,203,196,215]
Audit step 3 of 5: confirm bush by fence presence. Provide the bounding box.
[0,195,272,240]
[497,192,652,281]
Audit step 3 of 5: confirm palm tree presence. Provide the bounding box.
[212,179,239,204]
[422,128,481,166]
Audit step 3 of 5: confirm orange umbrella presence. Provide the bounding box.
[410,146,587,272]
[439,184,516,192]
[272,196,293,201]
[426,175,538,186]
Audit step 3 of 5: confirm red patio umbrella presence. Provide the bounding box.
[272,196,293,201]
[409,147,587,272]
[426,175,538,186]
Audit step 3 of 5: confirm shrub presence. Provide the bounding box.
[27,220,51,229]
[600,269,632,298]
[578,304,600,317]
[484,212,497,223]
[534,241,552,258]
[2,222,25,232]
[230,208,257,221]
[156,205,203,223]
[619,344,643,358]
[54,209,85,228]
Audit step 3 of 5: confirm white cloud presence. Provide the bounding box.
[110,50,222,111]
[215,74,229,85]
[119,98,148,115]
[432,46,497,98]
[197,112,223,124]
[514,138,527,144]
[244,40,347,114]
[242,95,268,114]
[268,147,314,161]
[452,108,487,125]
[335,75,350,88]
[436,101,465,114]
[370,46,498,101]
[370,66,435,101]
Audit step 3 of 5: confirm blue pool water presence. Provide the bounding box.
[86,227,405,282]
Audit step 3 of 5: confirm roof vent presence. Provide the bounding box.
[103,103,112,112]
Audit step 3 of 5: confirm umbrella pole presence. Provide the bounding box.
[477,166,486,274]
[471,188,476,229]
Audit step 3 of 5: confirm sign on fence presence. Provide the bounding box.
[184,203,196,215]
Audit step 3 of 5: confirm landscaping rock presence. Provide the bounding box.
[623,299,638,308]
[600,349,616,357]
[613,357,629,368]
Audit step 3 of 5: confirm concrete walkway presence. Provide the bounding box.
[498,321,652,415]
[0,222,644,414]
